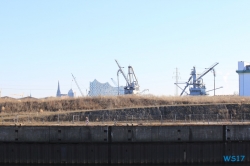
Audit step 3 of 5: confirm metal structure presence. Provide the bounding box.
[111,78,117,86]
[115,60,140,95]
[140,89,149,94]
[173,68,180,96]
[175,63,222,96]
[71,73,84,97]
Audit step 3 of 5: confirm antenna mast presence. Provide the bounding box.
[173,68,180,96]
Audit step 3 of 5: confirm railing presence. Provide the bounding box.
[1,112,250,125]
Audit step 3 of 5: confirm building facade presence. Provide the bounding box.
[89,79,124,96]
[236,61,250,96]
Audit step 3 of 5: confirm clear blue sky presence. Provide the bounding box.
[0,1,249,98]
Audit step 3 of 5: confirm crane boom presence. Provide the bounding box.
[71,73,84,97]
[115,60,130,85]
[180,76,192,96]
[111,78,118,86]
[196,62,219,81]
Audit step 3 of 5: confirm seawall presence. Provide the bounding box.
[0,125,250,164]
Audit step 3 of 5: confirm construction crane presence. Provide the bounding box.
[71,73,84,97]
[175,62,222,96]
[115,60,140,95]
[111,78,118,86]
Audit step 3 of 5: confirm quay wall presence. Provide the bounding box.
[0,125,250,164]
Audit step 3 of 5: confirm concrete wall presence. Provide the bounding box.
[0,125,250,164]
[0,126,109,143]
[0,125,248,143]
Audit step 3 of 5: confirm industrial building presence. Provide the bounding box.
[236,61,250,96]
[56,81,75,98]
[89,79,124,96]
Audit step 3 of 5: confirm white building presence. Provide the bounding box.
[236,61,250,96]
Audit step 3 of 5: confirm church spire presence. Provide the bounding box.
[56,81,61,97]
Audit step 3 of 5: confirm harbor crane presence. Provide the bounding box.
[115,60,140,95]
[175,62,222,96]
[71,73,84,97]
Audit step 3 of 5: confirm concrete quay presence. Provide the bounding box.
[0,125,250,164]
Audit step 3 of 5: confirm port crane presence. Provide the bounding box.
[115,60,140,94]
[175,62,222,96]
[71,73,84,97]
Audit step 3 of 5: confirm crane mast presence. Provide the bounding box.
[71,73,84,97]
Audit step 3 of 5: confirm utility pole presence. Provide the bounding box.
[173,68,180,96]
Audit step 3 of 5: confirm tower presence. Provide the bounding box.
[236,61,250,96]
[56,81,61,97]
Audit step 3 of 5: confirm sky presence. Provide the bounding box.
[0,1,250,98]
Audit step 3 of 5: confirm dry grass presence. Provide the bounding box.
[0,95,249,113]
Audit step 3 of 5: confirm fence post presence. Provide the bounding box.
[102,114,104,124]
[161,115,162,125]
[189,114,191,123]
[185,115,186,123]
[230,114,232,123]
[217,114,218,123]
[132,115,133,124]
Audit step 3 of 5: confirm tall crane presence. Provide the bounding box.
[111,78,118,86]
[71,73,84,97]
[175,62,222,96]
[115,60,140,94]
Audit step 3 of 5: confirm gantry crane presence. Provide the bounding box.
[175,62,222,96]
[71,73,84,97]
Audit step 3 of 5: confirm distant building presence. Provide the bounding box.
[56,81,61,97]
[236,61,250,96]
[89,79,124,96]
[68,89,74,97]
[56,81,74,98]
